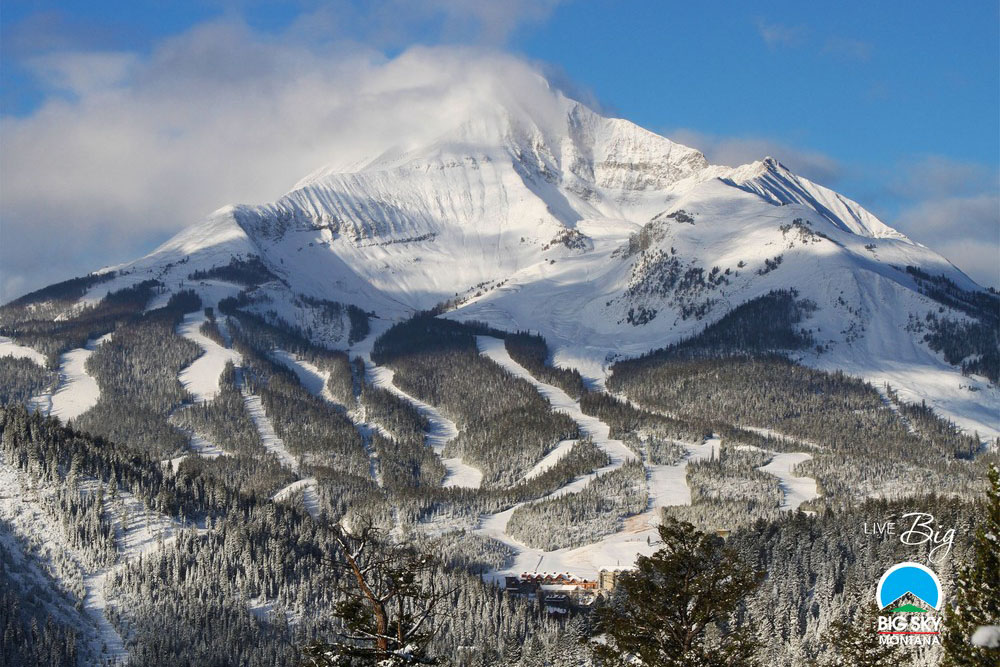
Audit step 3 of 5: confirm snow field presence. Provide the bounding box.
[175,311,241,403]
[758,452,819,511]
[0,335,48,366]
[42,333,114,421]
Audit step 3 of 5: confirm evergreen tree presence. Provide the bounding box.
[942,465,1000,666]
[592,516,764,666]
[821,598,907,666]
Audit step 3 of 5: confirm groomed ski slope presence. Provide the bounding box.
[176,311,241,403]
[0,336,47,366]
[359,353,483,489]
[759,452,819,511]
[48,333,113,421]
[473,438,721,581]
[242,389,299,473]
[473,335,703,579]
[472,336,820,578]
[270,350,329,399]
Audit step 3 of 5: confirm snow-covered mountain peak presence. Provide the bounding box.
[720,155,906,241]
[292,93,709,198]
[53,82,993,439]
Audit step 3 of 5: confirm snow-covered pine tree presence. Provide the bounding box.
[591,516,764,666]
[942,464,1000,666]
[821,597,909,667]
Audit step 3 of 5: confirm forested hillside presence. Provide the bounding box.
[0,287,994,665]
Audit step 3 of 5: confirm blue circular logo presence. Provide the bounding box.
[876,562,942,610]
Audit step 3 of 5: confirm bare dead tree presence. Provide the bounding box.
[302,521,454,666]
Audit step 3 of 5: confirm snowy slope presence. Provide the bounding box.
[16,86,996,439]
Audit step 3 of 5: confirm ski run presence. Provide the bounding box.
[471,335,817,579]
[359,351,483,489]
[0,453,185,665]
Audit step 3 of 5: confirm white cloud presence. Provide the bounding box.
[0,19,573,300]
[894,193,1000,288]
[890,155,997,200]
[883,156,999,287]
[26,51,138,96]
[755,19,807,49]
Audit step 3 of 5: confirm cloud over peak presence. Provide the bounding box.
[0,20,577,300]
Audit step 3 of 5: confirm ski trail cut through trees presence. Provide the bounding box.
[475,336,637,467]
[45,333,113,421]
[270,349,383,486]
[170,311,243,460]
[272,478,320,519]
[0,336,47,365]
[523,439,577,480]
[360,354,483,489]
[241,386,299,473]
[471,436,722,582]
[0,455,185,665]
[758,452,819,511]
[175,311,241,403]
[646,437,719,508]
[472,338,732,580]
[0,457,128,664]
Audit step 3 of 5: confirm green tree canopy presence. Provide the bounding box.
[593,516,764,666]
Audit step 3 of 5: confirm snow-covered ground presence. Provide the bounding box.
[242,390,299,473]
[272,478,320,519]
[187,431,226,458]
[524,439,577,480]
[82,571,128,664]
[0,457,125,664]
[646,438,719,508]
[468,337,726,580]
[176,311,241,403]
[759,452,819,511]
[476,336,637,467]
[358,350,483,489]
[0,335,48,366]
[270,349,331,401]
[440,456,485,489]
[0,455,185,665]
[741,425,821,450]
[46,333,113,421]
[472,436,724,580]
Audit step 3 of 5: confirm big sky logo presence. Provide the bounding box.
[875,562,943,646]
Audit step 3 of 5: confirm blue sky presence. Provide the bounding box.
[1,0,998,296]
